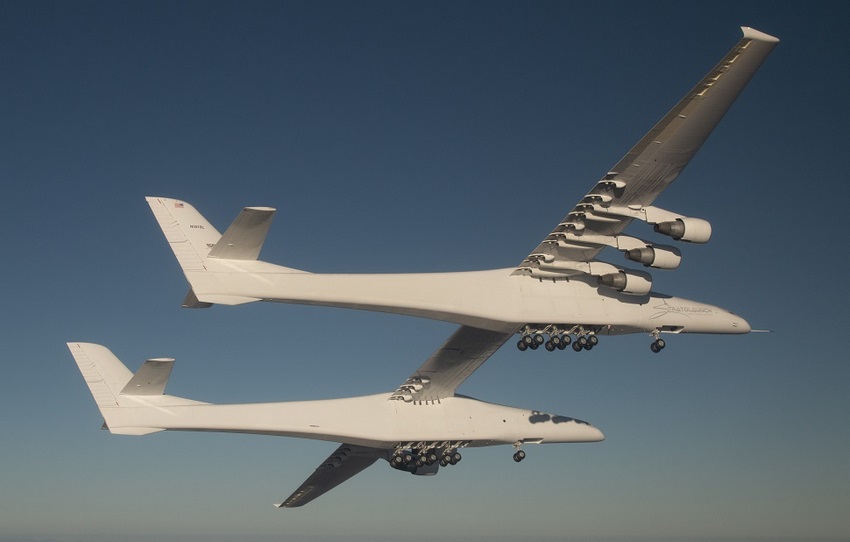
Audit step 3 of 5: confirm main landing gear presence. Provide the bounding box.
[390,445,463,472]
[517,325,597,353]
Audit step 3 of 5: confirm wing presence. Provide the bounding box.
[390,325,514,403]
[280,327,514,505]
[515,27,779,277]
[276,444,383,508]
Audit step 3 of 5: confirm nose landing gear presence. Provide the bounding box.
[650,330,666,353]
[512,442,526,463]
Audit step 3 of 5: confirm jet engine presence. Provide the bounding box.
[653,217,712,243]
[625,245,682,269]
[597,270,652,295]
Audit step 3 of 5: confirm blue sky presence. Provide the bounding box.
[2,1,849,541]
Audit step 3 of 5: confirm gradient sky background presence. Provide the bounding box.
[2,1,849,541]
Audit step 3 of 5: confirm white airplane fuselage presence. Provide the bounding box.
[189,260,750,336]
[100,392,604,448]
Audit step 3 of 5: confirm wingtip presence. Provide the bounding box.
[741,26,780,44]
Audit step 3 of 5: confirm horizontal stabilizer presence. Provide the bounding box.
[208,206,276,260]
[121,358,175,396]
[182,288,213,309]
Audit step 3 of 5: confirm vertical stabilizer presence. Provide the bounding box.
[68,343,198,435]
[68,342,133,409]
[145,197,222,272]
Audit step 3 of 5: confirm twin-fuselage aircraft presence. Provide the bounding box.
[72,27,778,507]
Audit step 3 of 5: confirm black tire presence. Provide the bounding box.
[517,340,528,351]
[545,341,555,352]
[589,335,599,346]
[572,342,582,352]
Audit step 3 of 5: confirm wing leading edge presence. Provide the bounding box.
[515,27,779,275]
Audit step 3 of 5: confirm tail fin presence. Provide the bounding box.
[68,342,197,436]
[145,197,223,272]
[145,197,277,307]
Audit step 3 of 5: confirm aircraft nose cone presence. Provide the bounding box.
[585,424,605,442]
[731,314,751,334]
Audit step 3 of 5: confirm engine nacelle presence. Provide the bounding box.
[597,270,652,296]
[625,245,682,269]
[654,217,712,243]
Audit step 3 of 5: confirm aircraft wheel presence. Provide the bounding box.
[578,335,588,347]
[556,340,567,350]
[584,343,593,351]
[561,334,572,346]
[529,342,538,350]
[650,342,660,353]
[439,457,449,467]
[551,335,561,347]
[517,340,528,351]
[513,450,526,462]
[545,341,555,352]
[572,342,582,352]
[533,333,544,345]
[656,339,666,350]
[588,335,599,346]
[522,335,534,346]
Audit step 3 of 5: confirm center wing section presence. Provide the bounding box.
[515,27,779,277]
[390,325,515,403]
[276,444,383,508]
